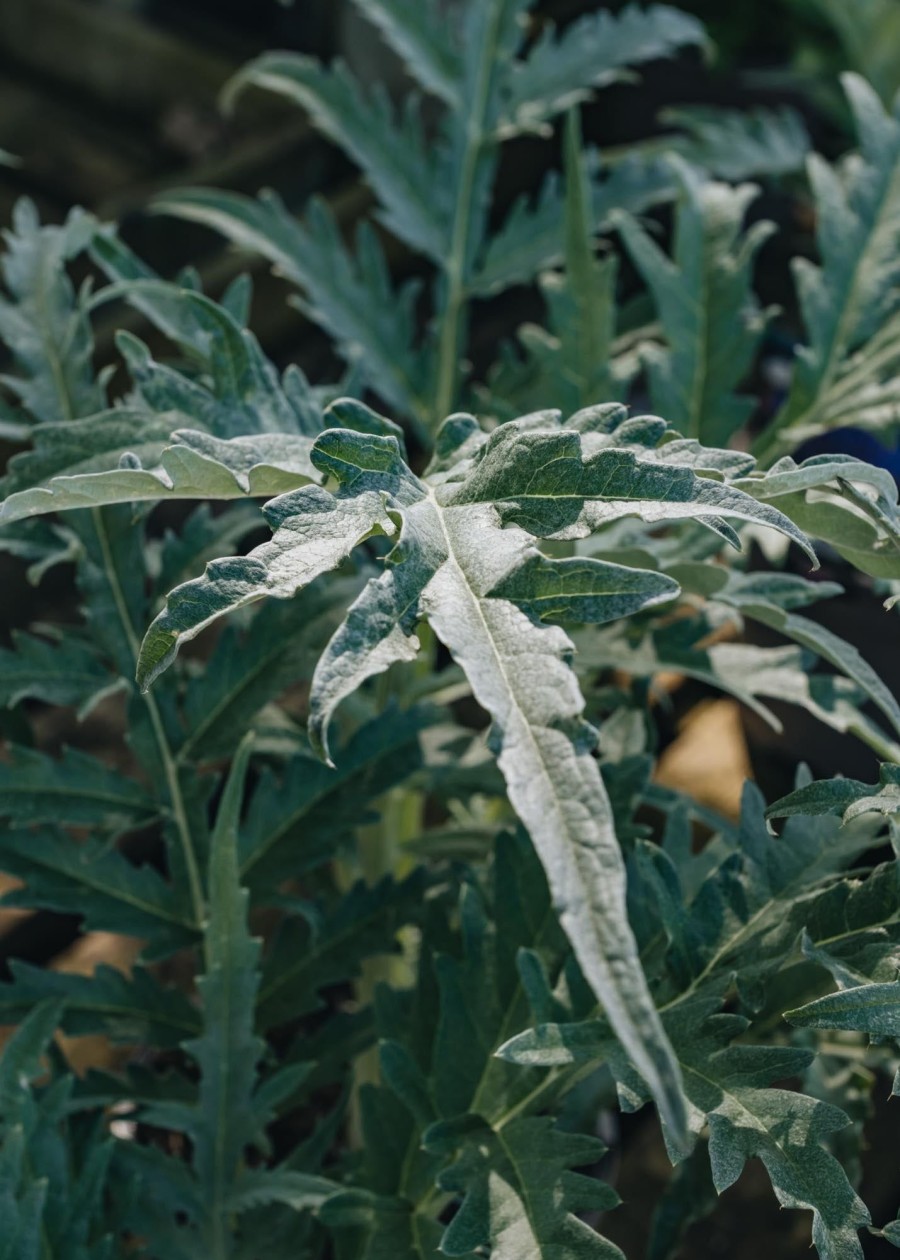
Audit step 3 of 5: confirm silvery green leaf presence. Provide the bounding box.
[141,416,818,1148]
[153,188,433,431]
[137,480,395,689]
[736,453,900,578]
[787,981,900,1040]
[653,104,811,180]
[348,0,463,106]
[425,1114,623,1259]
[501,4,705,137]
[2,408,176,493]
[0,429,318,524]
[0,200,104,425]
[768,764,900,830]
[756,75,900,463]
[501,998,870,1260]
[615,159,773,445]
[730,604,900,740]
[447,420,816,557]
[224,54,450,262]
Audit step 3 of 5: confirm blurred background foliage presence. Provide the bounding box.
[0,0,890,376]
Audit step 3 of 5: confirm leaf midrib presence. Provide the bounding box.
[679,1056,862,1243]
[5,844,193,931]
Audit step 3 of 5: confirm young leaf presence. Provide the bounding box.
[137,480,396,687]
[349,0,463,107]
[0,427,318,523]
[3,407,176,492]
[501,4,705,137]
[736,452,900,580]
[0,200,104,424]
[141,414,818,1146]
[139,737,272,1250]
[616,159,773,444]
[140,416,823,1142]
[755,74,900,463]
[153,188,433,429]
[224,54,449,262]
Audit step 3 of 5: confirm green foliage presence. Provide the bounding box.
[614,161,773,446]
[754,74,900,464]
[633,103,812,180]
[2,4,900,1258]
[0,1002,116,1260]
[158,0,705,430]
[500,784,892,1258]
[798,0,900,104]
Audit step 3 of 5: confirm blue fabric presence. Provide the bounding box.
[794,427,900,484]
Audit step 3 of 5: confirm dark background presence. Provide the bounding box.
[0,0,864,367]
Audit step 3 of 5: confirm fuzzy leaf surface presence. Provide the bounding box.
[141,412,820,1145]
[503,1001,869,1259]
[616,160,772,444]
[225,54,449,261]
[757,75,900,461]
[427,1115,622,1259]
[0,200,103,424]
[153,188,432,427]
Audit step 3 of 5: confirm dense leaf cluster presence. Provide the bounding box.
[2,1,900,1257]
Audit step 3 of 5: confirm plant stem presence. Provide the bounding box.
[432,0,507,422]
[90,508,205,927]
[146,692,206,927]
[750,414,794,470]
